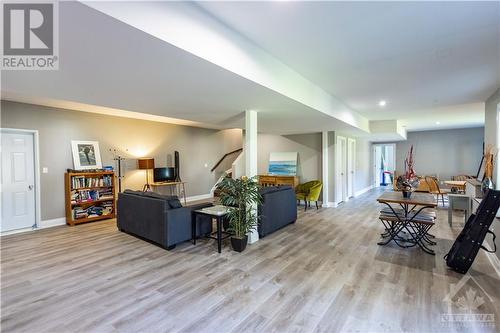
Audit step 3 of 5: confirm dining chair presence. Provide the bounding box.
[425,176,449,207]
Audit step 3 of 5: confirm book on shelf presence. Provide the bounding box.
[71,175,113,189]
[70,189,115,203]
[72,201,114,220]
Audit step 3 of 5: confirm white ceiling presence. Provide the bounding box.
[2,1,496,136]
[199,1,500,131]
[1,2,363,135]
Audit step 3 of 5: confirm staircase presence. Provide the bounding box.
[210,148,243,198]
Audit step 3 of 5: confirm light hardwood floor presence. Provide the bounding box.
[1,188,499,333]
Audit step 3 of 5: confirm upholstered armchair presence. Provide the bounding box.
[296,180,323,211]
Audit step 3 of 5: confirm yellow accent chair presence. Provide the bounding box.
[296,180,323,211]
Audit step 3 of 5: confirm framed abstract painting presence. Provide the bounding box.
[268,152,298,176]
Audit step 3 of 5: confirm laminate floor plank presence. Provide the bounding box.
[1,188,499,332]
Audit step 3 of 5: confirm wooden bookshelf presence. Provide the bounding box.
[64,171,116,226]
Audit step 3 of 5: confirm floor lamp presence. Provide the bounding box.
[138,158,155,192]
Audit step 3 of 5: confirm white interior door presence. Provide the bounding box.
[336,136,347,203]
[347,138,356,198]
[1,131,36,232]
[374,146,382,187]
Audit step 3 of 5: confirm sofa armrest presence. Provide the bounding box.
[117,194,168,246]
[165,207,192,246]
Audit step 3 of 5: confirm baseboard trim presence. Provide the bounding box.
[39,217,66,229]
[185,193,212,203]
[355,185,374,197]
[322,201,338,208]
[1,217,66,236]
[1,227,34,236]
[485,252,500,278]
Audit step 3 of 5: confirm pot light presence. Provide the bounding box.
[436,121,441,125]
[378,100,387,107]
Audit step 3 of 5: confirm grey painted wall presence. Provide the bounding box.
[1,101,242,220]
[257,133,322,183]
[355,137,373,192]
[395,128,484,180]
[257,132,373,204]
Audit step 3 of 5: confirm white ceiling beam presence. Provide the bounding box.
[80,1,370,133]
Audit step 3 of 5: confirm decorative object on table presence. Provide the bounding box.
[445,189,500,274]
[395,145,420,198]
[138,158,155,192]
[216,175,262,252]
[268,152,298,176]
[174,151,181,182]
[71,140,102,170]
[295,180,323,211]
[481,144,496,194]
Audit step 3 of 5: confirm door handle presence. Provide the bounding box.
[28,185,34,190]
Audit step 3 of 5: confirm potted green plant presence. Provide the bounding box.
[216,175,262,252]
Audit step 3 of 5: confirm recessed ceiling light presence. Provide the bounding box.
[378,100,387,107]
[436,121,441,125]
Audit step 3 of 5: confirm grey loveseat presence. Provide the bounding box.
[258,186,297,237]
[117,190,212,250]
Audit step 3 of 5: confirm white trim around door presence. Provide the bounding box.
[335,135,348,204]
[347,138,356,198]
[1,128,41,232]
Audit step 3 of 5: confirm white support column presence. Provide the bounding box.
[322,131,329,207]
[245,110,259,244]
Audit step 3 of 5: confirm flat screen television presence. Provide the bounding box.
[153,167,175,183]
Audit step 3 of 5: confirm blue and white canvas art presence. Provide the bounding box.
[268,152,298,175]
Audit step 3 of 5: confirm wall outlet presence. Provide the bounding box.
[42,167,49,174]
